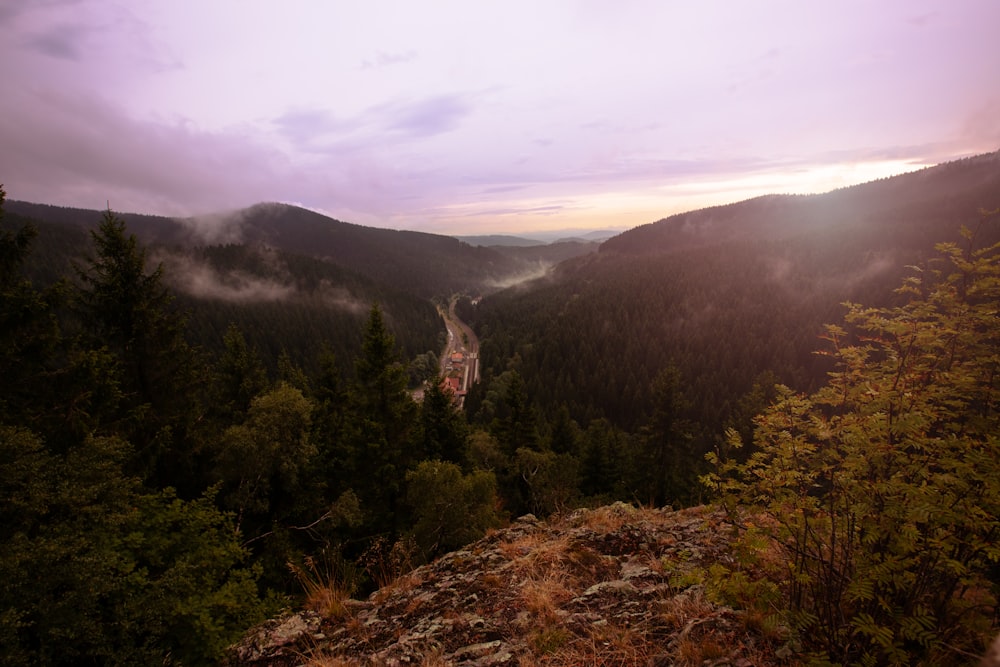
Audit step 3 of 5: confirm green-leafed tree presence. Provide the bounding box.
[708,220,1000,665]
[0,427,265,666]
[405,459,502,558]
[216,383,319,536]
[514,447,580,516]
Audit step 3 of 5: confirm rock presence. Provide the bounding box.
[226,505,794,666]
[983,632,1000,667]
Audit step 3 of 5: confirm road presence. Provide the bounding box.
[437,296,480,402]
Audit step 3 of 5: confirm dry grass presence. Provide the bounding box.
[673,630,729,666]
[520,573,572,627]
[301,655,360,667]
[501,530,575,581]
[294,505,794,667]
[371,569,423,604]
[288,555,356,620]
[572,502,640,533]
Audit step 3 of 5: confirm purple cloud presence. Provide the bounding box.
[379,95,472,137]
[362,50,418,69]
[22,24,88,60]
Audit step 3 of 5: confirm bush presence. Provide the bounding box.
[707,220,1000,665]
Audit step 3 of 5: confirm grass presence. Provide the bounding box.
[288,553,358,620]
[294,505,798,667]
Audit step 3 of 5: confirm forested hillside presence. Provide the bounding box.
[4,210,443,378]
[464,152,1000,501]
[6,200,594,300]
[0,188,502,664]
[3,152,1000,664]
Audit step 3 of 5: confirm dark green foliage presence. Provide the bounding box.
[579,418,634,500]
[213,324,269,422]
[488,370,540,457]
[171,242,444,380]
[215,384,319,532]
[73,210,204,489]
[514,447,580,516]
[0,428,265,666]
[635,366,698,506]
[418,376,470,465]
[344,304,419,535]
[405,460,502,557]
[708,217,1000,664]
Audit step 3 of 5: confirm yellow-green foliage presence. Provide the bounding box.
[707,216,1000,665]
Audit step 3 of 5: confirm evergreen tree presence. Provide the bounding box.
[213,323,268,423]
[636,365,696,506]
[418,376,469,465]
[347,304,418,535]
[490,370,539,457]
[73,210,203,489]
[0,427,265,665]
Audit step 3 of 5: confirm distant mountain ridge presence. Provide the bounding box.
[466,148,1000,434]
[6,200,596,299]
[602,150,1000,255]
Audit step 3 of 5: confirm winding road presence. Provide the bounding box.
[438,296,480,399]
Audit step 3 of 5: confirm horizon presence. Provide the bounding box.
[2,2,999,236]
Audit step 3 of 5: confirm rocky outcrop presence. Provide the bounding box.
[227,504,797,666]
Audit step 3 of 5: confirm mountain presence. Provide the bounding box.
[2,208,444,375]
[602,151,1000,255]
[488,239,599,266]
[453,234,544,247]
[465,151,1000,438]
[5,201,534,299]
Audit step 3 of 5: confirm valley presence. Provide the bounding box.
[437,297,481,407]
[3,150,1000,665]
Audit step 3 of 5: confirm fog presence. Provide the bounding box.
[156,250,295,303]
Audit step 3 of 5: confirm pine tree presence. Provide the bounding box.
[637,365,696,506]
[73,210,203,489]
[347,304,418,535]
[418,376,469,465]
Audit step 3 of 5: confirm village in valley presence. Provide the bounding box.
[438,297,480,408]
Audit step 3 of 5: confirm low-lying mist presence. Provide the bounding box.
[154,247,367,313]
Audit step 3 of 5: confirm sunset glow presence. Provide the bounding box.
[1,1,997,235]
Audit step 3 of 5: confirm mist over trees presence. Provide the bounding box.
[0,195,488,663]
[3,152,1000,663]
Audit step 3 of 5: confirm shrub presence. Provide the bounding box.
[707,220,1000,665]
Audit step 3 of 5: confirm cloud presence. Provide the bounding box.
[22,24,89,60]
[362,49,417,69]
[154,247,368,313]
[0,88,294,215]
[271,109,360,149]
[155,250,296,303]
[484,263,554,290]
[378,94,472,137]
[468,204,566,218]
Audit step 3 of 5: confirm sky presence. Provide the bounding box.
[2,1,999,236]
